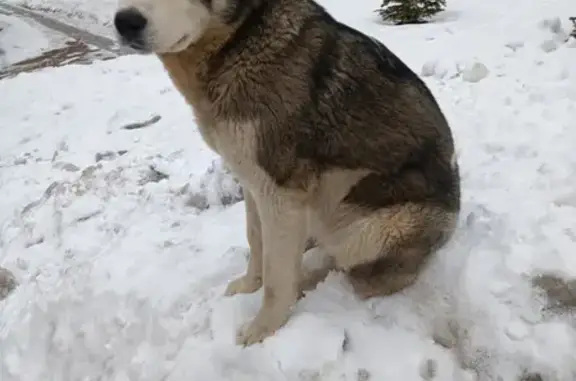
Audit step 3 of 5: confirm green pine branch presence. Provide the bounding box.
[378,0,446,25]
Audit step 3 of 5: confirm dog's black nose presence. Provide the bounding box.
[114,8,147,40]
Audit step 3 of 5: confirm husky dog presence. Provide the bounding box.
[114,0,461,346]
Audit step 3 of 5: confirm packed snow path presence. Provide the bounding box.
[1,0,576,380]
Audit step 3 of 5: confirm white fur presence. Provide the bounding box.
[116,0,212,53]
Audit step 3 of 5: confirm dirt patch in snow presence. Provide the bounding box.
[0,38,116,79]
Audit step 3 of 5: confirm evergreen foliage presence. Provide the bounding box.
[378,0,446,25]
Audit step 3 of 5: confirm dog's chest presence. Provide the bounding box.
[197,120,261,183]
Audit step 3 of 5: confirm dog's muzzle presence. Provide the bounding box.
[114,8,148,50]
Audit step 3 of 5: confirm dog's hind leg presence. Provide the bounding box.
[347,244,432,300]
[331,203,457,300]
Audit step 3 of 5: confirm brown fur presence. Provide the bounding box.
[117,0,460,344]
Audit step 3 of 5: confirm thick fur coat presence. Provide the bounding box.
[114,0,461,346]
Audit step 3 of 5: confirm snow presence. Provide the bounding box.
[3,0,117,37]
[0,13,70,67]
[1,0,576,380]
[461,62,489,83]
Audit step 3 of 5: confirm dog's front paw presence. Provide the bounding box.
[224,274,262,296]
[236,309,288,346]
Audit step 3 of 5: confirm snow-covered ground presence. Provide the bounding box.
[1,0,576,380]
[3,0,116,37]
[0,12,71,68]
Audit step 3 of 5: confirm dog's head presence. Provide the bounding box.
[113,0,243,53]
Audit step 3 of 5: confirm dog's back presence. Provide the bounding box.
[191,0,458,199]
[272,0,458,294]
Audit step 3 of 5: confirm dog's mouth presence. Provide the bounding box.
[116,34,192,54]
[117,36,151,54]
[168,34,192,52]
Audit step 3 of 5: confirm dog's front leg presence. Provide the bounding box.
[225,188,263,295]
[236,190,307,346]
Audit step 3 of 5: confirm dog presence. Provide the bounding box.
[114,0,461,346]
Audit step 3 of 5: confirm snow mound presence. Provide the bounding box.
[184,160,244,211]
[461,62,490,83]
[420,59,461,80]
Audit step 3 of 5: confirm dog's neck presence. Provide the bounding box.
[157,22,235,114]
